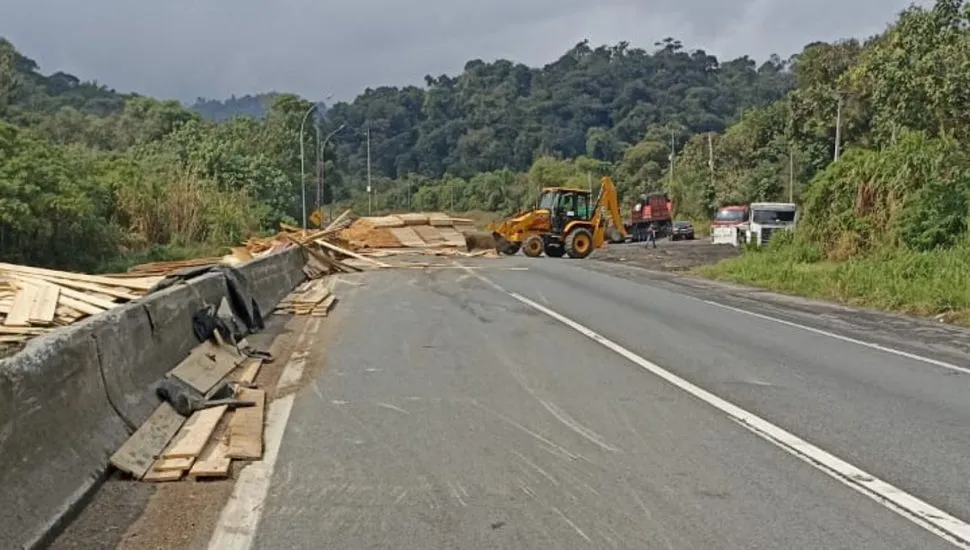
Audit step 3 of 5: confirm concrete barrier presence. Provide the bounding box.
[0,248,307,549]
[92,273,227,427]
[0,322,130,549]
[238,247,306,316]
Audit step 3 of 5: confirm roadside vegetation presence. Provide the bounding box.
[697,0,970,323]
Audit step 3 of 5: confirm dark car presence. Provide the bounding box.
[670,220,695,241]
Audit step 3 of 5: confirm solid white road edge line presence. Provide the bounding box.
[458,263,970,549]
[592,259,969,375]
[699,298,970,375]
[207,317,322,550]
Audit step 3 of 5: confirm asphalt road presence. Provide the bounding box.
[229,257,970,549]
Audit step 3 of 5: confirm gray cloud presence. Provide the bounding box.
[2,0,931,103]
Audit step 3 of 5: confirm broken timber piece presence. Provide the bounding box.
[169,340,245,394]
[314,239,392,269]
[227,387,265,459]
[109,403,186,479]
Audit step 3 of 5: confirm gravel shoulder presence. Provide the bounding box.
[591,238,739,271]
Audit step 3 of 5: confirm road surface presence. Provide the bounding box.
[209,256,970,549]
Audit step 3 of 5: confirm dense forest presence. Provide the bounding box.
[0,32,792,271]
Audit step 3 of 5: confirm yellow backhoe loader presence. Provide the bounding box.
[487,176,628,259]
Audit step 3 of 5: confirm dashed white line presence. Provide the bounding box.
[458,263,970,549]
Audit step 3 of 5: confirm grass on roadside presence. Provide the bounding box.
[694,239,970,325]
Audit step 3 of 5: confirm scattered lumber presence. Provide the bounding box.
[0,263,164,353]
[274,278,338,316]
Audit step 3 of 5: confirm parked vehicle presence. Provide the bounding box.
[628,192,673,242]
[670,220,695,241]
[710,205,748,246]
[709,202,797,247]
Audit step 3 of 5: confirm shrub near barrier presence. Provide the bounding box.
[0,247,306,549]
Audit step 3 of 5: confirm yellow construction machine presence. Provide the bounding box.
[487,176,628,258]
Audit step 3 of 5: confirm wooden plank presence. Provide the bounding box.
[142,468,183,482]
[11,275,118,311]
[310,295,337,317]
[109,403,185,479]
[388,227,427,248]
[237,358,263,384]
[189,436,231,478]
[31,275,141,301]
[397,213,429,225]
[169,341,244,394]
[151,457,195,471]
[163,405,228,459]
[0,262,157,291]
[412,225,446,244]
[435,227,469,247]
[314,239,392,268]
[323,209,353,232]
[4,286,39,326]
[27,284,59,325]
[227,388,265,459]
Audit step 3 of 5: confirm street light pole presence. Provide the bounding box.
[298,103,317,229]
[366,125,372,215]
[320,123,346,221]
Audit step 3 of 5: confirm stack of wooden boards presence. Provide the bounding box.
[0,263,162,349]
[338,212,476,250]
[274,277,338,316]
[109,339,269,482]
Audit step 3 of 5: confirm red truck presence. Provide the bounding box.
[710,204,749,245]
[627,192,673,242]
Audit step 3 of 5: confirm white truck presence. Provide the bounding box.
[712,202,797,247]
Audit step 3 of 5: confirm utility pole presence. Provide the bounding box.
[407,178,412,211]
[366,125,372,215]
[298,103,317,229]
[834,95,843,162]
[707,132,714,192]
[789,146,794,203]
[669,131,675,185]
[315,123,322,217]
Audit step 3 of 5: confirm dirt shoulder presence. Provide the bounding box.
[591,238,740,272]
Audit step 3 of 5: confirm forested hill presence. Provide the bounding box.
[195,39,796,179]
[190,93,279,121]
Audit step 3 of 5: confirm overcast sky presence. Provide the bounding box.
[3,0,930,104]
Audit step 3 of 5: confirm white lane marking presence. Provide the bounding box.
[207,395,295,550]
[699,298,970,375]
[207,317,319,550]
[458,263,970,548]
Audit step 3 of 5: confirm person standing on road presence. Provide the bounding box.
[646,222,657,248]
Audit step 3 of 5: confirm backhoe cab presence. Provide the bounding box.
[487,176,628,259]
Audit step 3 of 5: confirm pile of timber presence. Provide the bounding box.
[110,338,270,482]
[339,212,476,250]
[274,277,338,316]
[0,263,162,350]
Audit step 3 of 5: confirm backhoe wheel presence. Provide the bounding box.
[523,235,544,257]
[544,243,565,258]
[564,228,594,259]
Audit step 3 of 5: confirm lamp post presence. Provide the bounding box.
[298,103,317,229]
[320,123,346,221]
